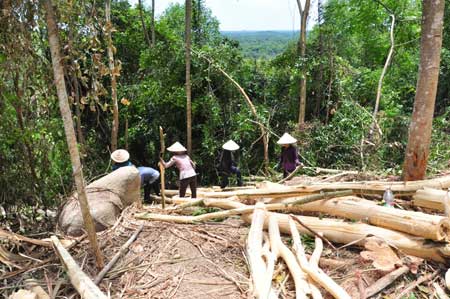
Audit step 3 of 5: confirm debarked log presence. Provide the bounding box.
[51,236,108,299]
[412,187,447,211]
[292,196,450,241]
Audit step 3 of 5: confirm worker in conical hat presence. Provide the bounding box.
[111,149,160,204]
[276,133,302,178]
[218,140,242,188]
[161,142,197,198]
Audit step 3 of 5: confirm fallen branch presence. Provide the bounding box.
[269,214,310,298]
[278,165,303,184]
[246,202,277,298]
[364,265,409,298]
[50,236,108,299]
[393,269,439,299]
[0,228,53,247]
[288,219,351,299]
[93,224,144,284]
[136,191,352,224]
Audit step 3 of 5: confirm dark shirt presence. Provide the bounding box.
[280,145,300,172]
[219,150,236,173]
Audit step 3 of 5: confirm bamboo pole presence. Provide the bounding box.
[293,196,450,241]
[51,236,108,299]
[159,126,166,209]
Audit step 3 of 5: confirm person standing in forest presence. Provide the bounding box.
[160,142,197,198]
[111,149,160,203]
[218,140,243,189]
[277,133,302,178]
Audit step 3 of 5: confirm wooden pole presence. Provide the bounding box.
[159,126,166,209]
[94,224,144,285]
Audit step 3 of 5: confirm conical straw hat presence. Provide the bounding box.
[277,133,297,145]
[222,140,240,151]
[167,142,187,152]
[111,149,130,163]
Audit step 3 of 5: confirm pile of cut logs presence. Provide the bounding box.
[136,174,450,298]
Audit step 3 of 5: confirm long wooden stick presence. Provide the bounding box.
[94,224,144,285]
[364,265,409,298]
[51,236,108,299]
[159,126,166,209]
[269,214,310,298]
[288,219,351,299]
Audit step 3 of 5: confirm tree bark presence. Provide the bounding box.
[44,0,104,269]
[296,0,311,127]
[403,0,445,181]
[314,0,323,117]
[185,0,192,155]
[106,0,119,152]
[138,0,152,48]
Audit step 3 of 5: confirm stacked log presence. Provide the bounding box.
[290,196,450,241]
[413,187,447,211]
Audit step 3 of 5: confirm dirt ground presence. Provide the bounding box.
[1,200,448,299]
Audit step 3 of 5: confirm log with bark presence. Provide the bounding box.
[292,196,450,241]
[51,236,108,299]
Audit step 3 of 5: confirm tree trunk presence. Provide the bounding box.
[138,0,152,48]
[314,0,323,117]
[151,0,156,46]
[185,0,192,155]
[44,0,104,269]
[403,0,445,181]
[296,0,311,127]
[106,0,119,152]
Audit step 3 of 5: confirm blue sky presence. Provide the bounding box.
[128,0,318,31]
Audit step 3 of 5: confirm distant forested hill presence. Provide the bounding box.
[222,30,298,59]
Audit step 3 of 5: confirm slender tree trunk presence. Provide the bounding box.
[151,0,155,46]
[44,0,104,269]
[13,73,38,188]
[73,77,85,149]
[296,0,311,128]
[106,0,119,152]
[403,0,445,181]
[138,0,152,48]
[315,0,323,117]
[369,13,395,140]
[185,0,192,155]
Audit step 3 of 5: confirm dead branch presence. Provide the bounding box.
[364,265,409,298]
[393,269,439,299]
[93,224,144,284]
[50,236,108,299]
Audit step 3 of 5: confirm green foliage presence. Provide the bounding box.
[222,31,298,59]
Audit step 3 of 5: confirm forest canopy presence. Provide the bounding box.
[0,0,449,218]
